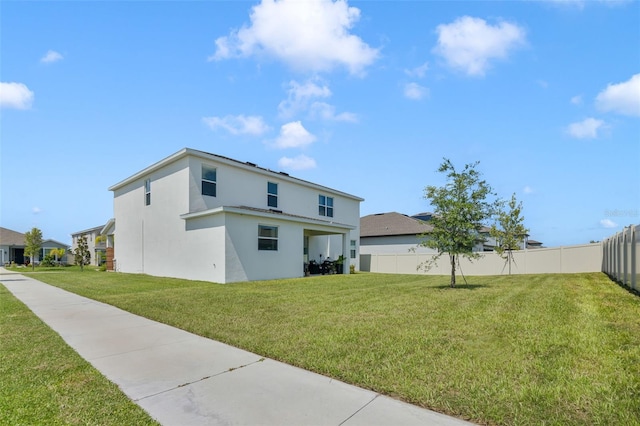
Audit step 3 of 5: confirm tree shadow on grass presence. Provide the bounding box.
[434,283,489,290]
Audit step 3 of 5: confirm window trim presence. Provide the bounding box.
[267,182,278,208]
[201,165,217,197]
[144,179,151,206]
[258,224,278,251]
[319,195,334,218]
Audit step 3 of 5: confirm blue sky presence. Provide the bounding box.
[1,0,639,247]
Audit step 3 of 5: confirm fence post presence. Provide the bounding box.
[631,226,637,290]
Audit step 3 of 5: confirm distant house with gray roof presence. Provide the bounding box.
[1,227,70,265]
[360,212,540,255]
[360,212,436,254]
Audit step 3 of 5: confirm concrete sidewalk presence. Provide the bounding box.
[1,269,475,426]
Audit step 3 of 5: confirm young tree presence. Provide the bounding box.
[73,236,91,271]
[24,227,43,271]
[490,193,529,275]
[418,159,498,287]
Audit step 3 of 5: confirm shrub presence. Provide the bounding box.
[40,254,56,267]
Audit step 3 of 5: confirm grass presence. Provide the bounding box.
[8,269,640,425]
[0,284,159,426]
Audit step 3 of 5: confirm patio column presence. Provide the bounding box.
[342,232,349,274]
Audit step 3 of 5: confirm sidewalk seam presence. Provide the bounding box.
[135,357,266,402]
[338,393,380,426]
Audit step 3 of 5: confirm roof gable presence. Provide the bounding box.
[0,227,25,246]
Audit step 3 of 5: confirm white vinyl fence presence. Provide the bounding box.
[602,225,639,291]
[360,243,603,276]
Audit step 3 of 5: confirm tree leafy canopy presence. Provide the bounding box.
[73,236,91,270]
[419,159,498,287]
[24,227,43,271]
[490,193,528,275]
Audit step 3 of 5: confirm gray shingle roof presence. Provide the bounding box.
[0,227,26,246]
[360,212,432,237]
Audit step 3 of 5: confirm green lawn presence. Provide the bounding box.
[8,269,640,425]
[0,284,158,426]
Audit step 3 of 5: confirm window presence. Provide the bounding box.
[318,195,334,217]
[350,240,357,259]
[267,182,278,208]
[202,165,217,197]
[144,179,151,206]
[258,225,278,251]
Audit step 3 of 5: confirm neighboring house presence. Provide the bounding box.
[526,239,544,249]
[361,212,540,254]
[71,225,108,266]
[108,148,363,283]
[41,239,71,264]
[360,212,435,254]
[0,227,70,265]
[0,227,26,265]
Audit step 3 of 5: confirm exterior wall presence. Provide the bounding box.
[187,156,359,227]
[361,243,602,275]
[0,246,11,265]
[224,214,303,282]
[113,157,190,276]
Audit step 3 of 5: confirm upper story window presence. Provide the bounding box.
[202,165,217,197]
[319,195,333,217]
[258,225,278,251]
[267,182,278,208]
[144,179,151,206]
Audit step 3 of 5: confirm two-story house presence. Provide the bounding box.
[71,225,107,266]
[108,148,363,283]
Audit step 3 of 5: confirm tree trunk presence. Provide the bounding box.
[450,254,456,288]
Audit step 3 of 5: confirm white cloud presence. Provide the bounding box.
[600,218,618,229]
[273,121,316,148]
[405,62,429,78]
[0,82,34,109]
[595,73,640,117]
[570,95,583,105]
[404,82,429,100]
[32,207,42,214]
[278,79,331,118]
[566,117,605,139]
[309,102,357,122]
[433,16,526,77]
[209,0,379,75]
[523,186,534,194]
[202,115,270,135]
[41,50,63,63]
[278,154,317,170]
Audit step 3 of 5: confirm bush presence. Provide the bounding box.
[40,254,56,267]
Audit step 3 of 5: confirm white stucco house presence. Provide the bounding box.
[108,148,363,283]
